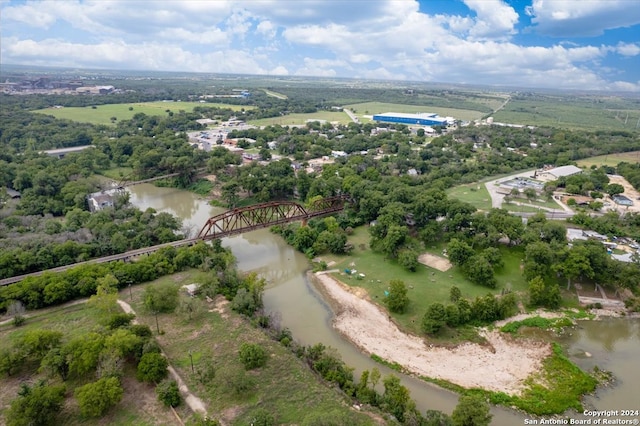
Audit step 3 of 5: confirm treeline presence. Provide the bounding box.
[0,205,183,279]
[0,242,220,312]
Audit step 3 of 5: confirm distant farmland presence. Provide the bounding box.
[33,101,253,125]
[492,96,640,131]
[576,151,640,168]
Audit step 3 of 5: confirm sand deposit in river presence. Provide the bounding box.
[314,272,551,395]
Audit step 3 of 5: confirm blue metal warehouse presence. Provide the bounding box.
[372,112,449,126]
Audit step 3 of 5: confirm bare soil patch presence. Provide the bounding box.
[607,175,640,213]
[418,253,453,272]
[314,272,551,395]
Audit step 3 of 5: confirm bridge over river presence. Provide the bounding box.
[0,196,348,286]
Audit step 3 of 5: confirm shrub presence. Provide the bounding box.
[249,408,276,426]
[156,379,181,407]
[75,377,123,418]
[136,352,168,383]
[129,324,153,339]
[6,383,66,426]
[239,343,267,370]
[106,313,136,329]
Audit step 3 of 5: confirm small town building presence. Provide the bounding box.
[613,194,633,206]
[87,189,121,212]
[537,165,582,181]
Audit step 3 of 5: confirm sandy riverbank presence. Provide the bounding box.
[312,272,551,395]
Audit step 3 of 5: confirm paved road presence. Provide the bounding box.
[344,109,359,123]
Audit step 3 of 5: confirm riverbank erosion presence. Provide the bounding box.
[311,271,551,396]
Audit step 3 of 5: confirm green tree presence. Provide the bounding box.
[63,332,105,377]
[136,352,168,383]
[88,274,119,316]
[156,379,181,407]
[382,375,413,423]
[221,180,240,208]
[398,248,419,272]
[385,279,409,313]
[6,383,66,426]
[449,286,462,302]
[16,329,63,359]
[451,395,492,426]
[422,303,447,334]
[379,225,408,258]
[239,343,268,370]
[464,255,497,288]
[447,239,474,267]
[524,242,555,282]
[557,245,594,290]
[605,183,624,196]
[75,377,123,418]
[143,283,179,333]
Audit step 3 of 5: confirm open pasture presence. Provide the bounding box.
[247,110,351,126]
[492,97,640,131]
[446,182,493,211]
[33,101,252,125]
[344,101,486,122]
[576,150,640,168]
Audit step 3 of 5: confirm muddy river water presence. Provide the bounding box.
[127,184,640,424]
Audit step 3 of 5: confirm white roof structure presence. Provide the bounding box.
[544,165,582,179]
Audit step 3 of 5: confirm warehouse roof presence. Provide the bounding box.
[544,165,582,178]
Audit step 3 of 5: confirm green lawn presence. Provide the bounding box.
[502,202,553,214]
[320,227,527,335]
[343,101,486,121]
[124,270,376,425]
[247,110,352,126]
[33,101,253,125]
[261,89,288,99]
[447,183,493,211]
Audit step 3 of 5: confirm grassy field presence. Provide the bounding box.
[0,302,188,425]
[492,98,640,131]
[247,110,352,126]
[33,101,253,126]
[576,150,640,168]
[100,166,134,180]
[343,101,486,121]
[446,182,493,210]
[123,270,377,425]
[319,227,527,335]
[261,89,287,99]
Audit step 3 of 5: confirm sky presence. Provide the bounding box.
[1,0,639,91]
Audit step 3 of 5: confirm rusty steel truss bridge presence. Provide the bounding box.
[197,195,348,240]
[0,196,350,286]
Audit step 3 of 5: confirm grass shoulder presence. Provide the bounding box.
[124,271,379,425]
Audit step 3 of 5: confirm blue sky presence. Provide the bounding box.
[1,0,639,91]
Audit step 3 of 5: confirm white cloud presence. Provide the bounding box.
[0,0,638,91]
[256,20,276,39]
[464,0,519,40]
[615,43,640,57]
[269,65,289,75]
[529,0,640,36]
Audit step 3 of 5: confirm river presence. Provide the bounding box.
[127,183,640,424]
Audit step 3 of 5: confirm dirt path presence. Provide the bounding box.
[116,300,208,417]
[313,273,551,395]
